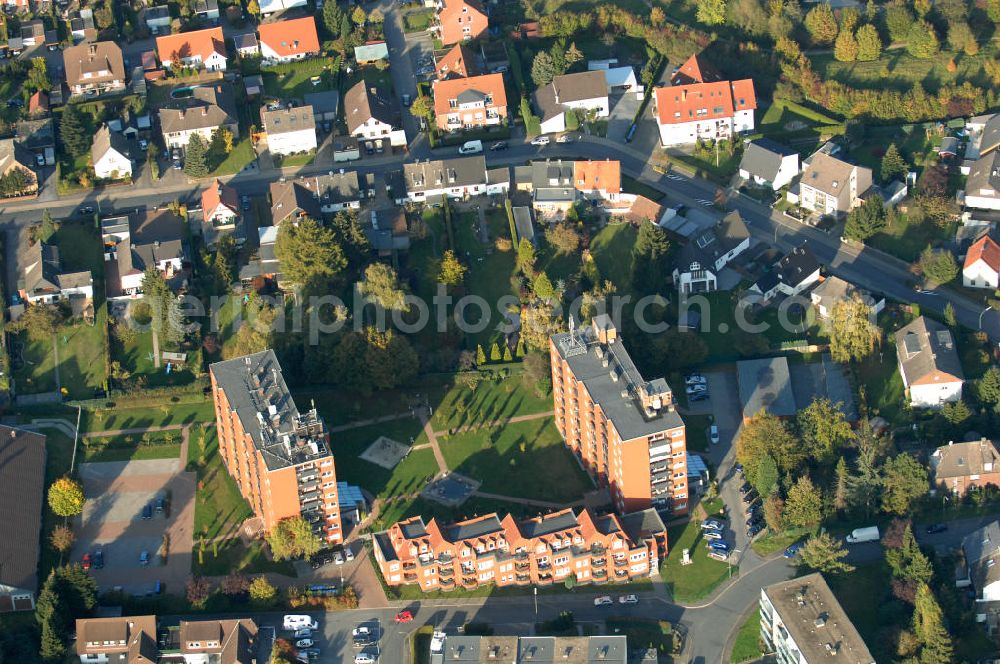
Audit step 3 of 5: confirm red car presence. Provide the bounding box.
[81,553,92,571]
[394,611,413,624]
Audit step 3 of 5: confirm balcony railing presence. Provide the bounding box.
[403,573,417,582]
[594,569,608,579]
[592,558,607,567]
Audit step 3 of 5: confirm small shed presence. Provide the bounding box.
[354,41,388,64]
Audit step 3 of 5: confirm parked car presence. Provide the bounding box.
[925,523,948,535]
[593,595,613,606]
[155,497,166,513]
[685,384,707,396]
[734,463,744,474]
[747,522,765,538]
[689,391,709,402]
[783,542,804,559]
[82,553,92,570]
[530,136,550,146]
[355,654,376,664]
[353,626,373,638]
[138,139,149,151]
[709,425,719,445]
[618,594,638,605]
[556,133,576,143]
[311,553,333,570]
[295,639,314,649]
[139,550,150,566]
[684,374,706,386]
[93,549,104,569]
[142,504,153,519]
[80,206,94,215]
[344,546,355,562]
[708,541,730,553]
[703,530,723,541]
[293,628,313,639]
[742,491,758,505]
[333,551,345,565]
[708,550,729,561]
[701,517,725,530]
[746,514,763,528]
[489,141,508,151]
[35,153,44,167]
[284,616,318,631]
[401,93,411,107]
[394,611,413,624]
[739,482,753,495]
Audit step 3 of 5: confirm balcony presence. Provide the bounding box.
[614,570,628,578]
[593,569,608,579]
[403,573,417,582]
[438,553,454,564]
[440,577,455,587]
[613,557,627,567]
[440,566,454,577]
[592,558,607,567]
[403,561,416,570]
[537,562,551,571]
[515,561,530,572]
[515,574,530,584]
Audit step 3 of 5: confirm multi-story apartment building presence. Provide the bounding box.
[432,73,507,132]
[796,152,873,217]
[435,0,488,45]
[760,573,874,664]
[374,507,666,592]
[550,315,688,515]
[210,350,342,544]
[63,42,126,98]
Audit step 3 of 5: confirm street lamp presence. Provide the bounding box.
[979,305,993,330]
[533,587,538,617]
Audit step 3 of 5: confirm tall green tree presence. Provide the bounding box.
[797,398,853,465]
[884,1,914,43]
[855,24,882,61]
[828,294,879,363]
[977,366,1000,409]
[630,222,671,293]
[274,217,347,290]
[359,263,408,312]
[531,51,557,87]
[798,532,855,574]
[886,524,933,584]
[881,454,928,516]
[48,477,85,517]
[848,423,883,516]
[804,3,838,44]
[784,476,823,527]
[917,246,958,285]
[266,516,323,561]
[437,249,467,287]
[323,1,345,36]
[183,134,209,178]
[834,28,859,61]
[516,238,536,275]
[697,0,727,25]
[833,457,850,513]
[59,104,90,158]
[737,411,802,490]
[843,196,887,241]
[906,21,940,59]
[880,143,908,183]
[912,584,954,664]
[142,266,184,344]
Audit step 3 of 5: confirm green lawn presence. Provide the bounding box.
[854,348,907,426]
[760,98,839,127]
[439,419,593,504]
[589,223,637,290]
[82,429,183,462]
[847,128,938,175]
[683,413,712,453]
[687,291,819,358]
[262,59,339,99]
[751,526,814,556]
[809,46,995,93]
[867,211,955,263]
[826,561,889,656]
[429,371,552,432]
[729,608,762,663]
[56,153,92,195]
[192,537,296,576]
[660,521,735,603]
[210,138,256,177]
[662,148,741,185]
[402,8,434,32]
[112,329,196,388]
[273,150,315,169]
[606,618,677,655]
[78,398,216,433]
[327,418,435,496]
[187,425,254,541]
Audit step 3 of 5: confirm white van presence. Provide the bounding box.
[283,615,319,631]
[458,140,483,155]
[845,526,880,544]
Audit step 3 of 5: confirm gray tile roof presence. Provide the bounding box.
[344,80,396,135]
[737,356,796,418]
[981,114,1000,156]
[447,514,503,541]
[303,90,340,115]
[963,521,1000,597]
[677,210,748,272]
[933,439,1000,482]
[739,138,795,182]
[532,71,607,122]
[895,316,964,385]
[63,41,124,90]
[0,426,46,597]
[403,156,488,194]
[517,511,579,539]
[261,105,315,135]
[157,83,237,135]
[15,117,54,149]
[91,125,130,164]
[620,508,666,542]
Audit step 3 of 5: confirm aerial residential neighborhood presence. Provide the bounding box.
[0,0,1000,662]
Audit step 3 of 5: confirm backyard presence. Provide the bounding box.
[111,327,197,389]
[589,223,637,289]
[81,430,183,463]
[660,520,735,603]
[688,291,823,358]
[38,428,77,580]
[867,211,955,264]
[262,59,339,99]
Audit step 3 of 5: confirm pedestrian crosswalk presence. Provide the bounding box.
[695,198,714,207]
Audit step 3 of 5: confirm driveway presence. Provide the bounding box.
[605,91,639,143]
[73,457,195,595]
[379,0,431,140]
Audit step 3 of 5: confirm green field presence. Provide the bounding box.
[327,418,436,501]
[730,608,763,663]
[263,59,339,99]
[867,211,955,263]
[429,371,552,432]
[210,138,256,176]
[589,223,637,290]
[660,520,735,603]
[188,425,254,541]
[112,328,197,388]
[402,8,434,32]
[82,430,183,463]
[809,46,995,93]
[79,398,216,433]
[438,419,593,503]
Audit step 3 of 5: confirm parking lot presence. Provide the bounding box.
[72,457,195,595]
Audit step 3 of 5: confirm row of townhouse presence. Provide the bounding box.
[154,16,320,71]
[76,615,257,664]
[373,506,667,592]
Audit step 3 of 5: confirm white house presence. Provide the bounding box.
[91,126,131,181]
[533,71,609,135]
[749,243,821,301]
[965,152,1000,212]
[344,80,407,147]
[101,211,187,300]
[795,151,873,216]
[19,242,93,304]
[671,211,750,294]
[201,178,239,227]
[257,17,320,64]
[258,0,307,14]
[587,61,639,91]
[402,156,508,202]
[653,79,756,147]
[260,105,317,156]
[895,316,965,409]
[158,83,238,150]
[155,28,228,72]
[738,138,799,190]
[959,522,1000,630]
[963,234,1000,289]
[808,275,884,319]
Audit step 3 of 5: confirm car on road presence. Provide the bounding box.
[783,542,804,558]
[80,206,94,215]
[593,595,613,606]
[142,504,153,519]
[93,549,104,569]
[394,610,413,624]
[556,133,576,143]
[155,497,166,513]
[82,553,92,570]
[355,653,376,664]
[925,523,948,535]
[747,522,765,538]
[295,639,314,648]
[530,136,550,146]
[703,530,724,541]
[333,551,345,565]
[684,374,706,386]
[401,93,411,107]
[293,628,313,639]
[618,594,638,605]
[709,425,719,445]
[139,550,150,566]
[489,141,508,151]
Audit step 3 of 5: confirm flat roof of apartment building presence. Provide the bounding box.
[551,315,683,441]
[763,573,874,664]
[210,350,331,471]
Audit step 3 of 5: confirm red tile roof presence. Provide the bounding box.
[671,53,719,85]
[654,79,756,126]
[574,160,621,195]
[965,235,1000,272]
[435,43,477,79]
[258,17,320,58]
[432,73,507,117]
[201,179,239,222]
[156,27,225,64]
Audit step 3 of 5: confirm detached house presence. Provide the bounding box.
[258,17,320,64]
[808,275,883,319]
[141,5,171,33]
[260,105,317,156]
[965,152,1000,212]
[432,73,507,133]
[574,159,621,202]
[202,178,240,230]
[75,616,158,663]
[895,316,964,409]
[156,27,228,71]
[738,138,799,191]
[91,125,131,181]
[533,71,609,135]
[157,82,238,149]
[178,618,257,662]
[963,234,1000,289]
[63,42,126,98]
[0,139,38,198]
[672,211,750,294]
[750,243,821,301]
[652,55,755,147]
[19,242,93,305]
[958,522,1000,631]
[101,210,188,300]
[344,80,406,148]
[435,0,488,45]
[270,172,360,223]
[795,152,872,216]
[931,439,1000,496]
[435,42,479,80]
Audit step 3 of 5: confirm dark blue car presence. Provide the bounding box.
[783,542,805,559]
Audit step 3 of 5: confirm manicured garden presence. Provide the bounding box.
[78,397,216,434]
[82,430,183,462]
[660,520,735,603]
[428,371,552,432]
[188,425,253,542]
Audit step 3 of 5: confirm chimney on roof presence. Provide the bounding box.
[552,82,559,105]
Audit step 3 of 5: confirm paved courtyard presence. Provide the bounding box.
[73,457,195,596]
